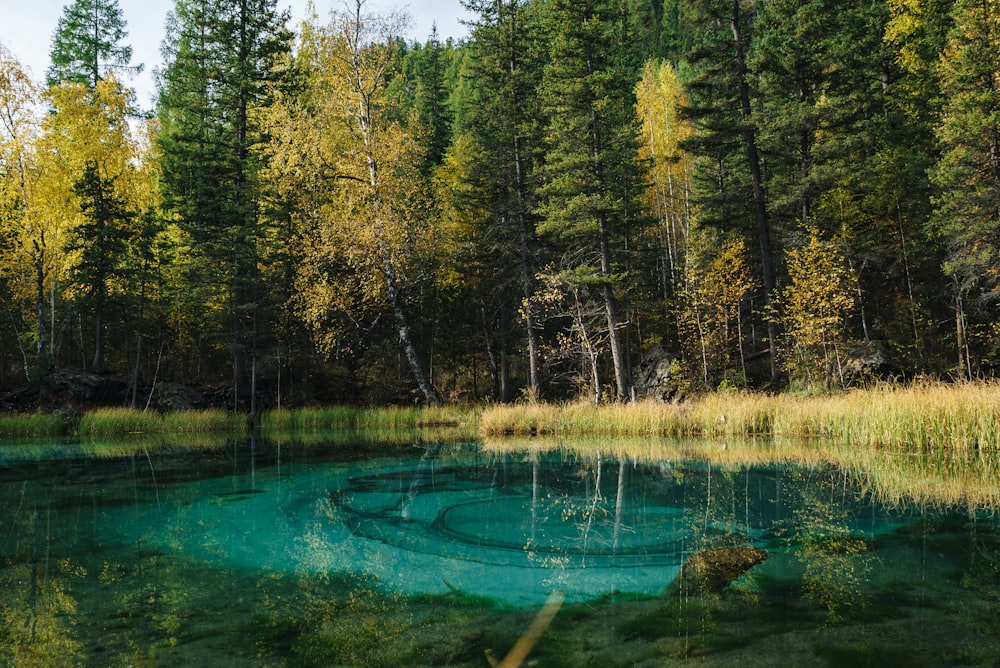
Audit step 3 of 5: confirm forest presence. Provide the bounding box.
[0,0,998,410]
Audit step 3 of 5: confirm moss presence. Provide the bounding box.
[393,630,488,665]
[615,601,714,641]
[811,642,927,667]
[251,616,304,657]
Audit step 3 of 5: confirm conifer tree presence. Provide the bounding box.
[682,0,779,385]
[929,0,1000,377]
[70,160,132,371]
[536,0,644,402]
[47,0,140,89]
[462,0,546,400]
[158,0,290,411]
[412,27,453,173]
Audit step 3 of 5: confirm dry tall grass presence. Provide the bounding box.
[479,381,1000,451]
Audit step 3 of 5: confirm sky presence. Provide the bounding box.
[1,0,473,111]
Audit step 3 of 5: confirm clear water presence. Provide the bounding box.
[2,436,999,665]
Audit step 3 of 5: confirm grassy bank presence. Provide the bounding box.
[2,382,998,449]
[0,405,478,439]
[76,407,249,436]
[259,405,477,432]
[0,412,64,438]
[479,382,1000,450]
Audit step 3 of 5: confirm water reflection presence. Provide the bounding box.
[0,435,999,665]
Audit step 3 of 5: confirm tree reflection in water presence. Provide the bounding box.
[0,435,999,665]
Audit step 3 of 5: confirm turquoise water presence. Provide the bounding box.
[2,437,999,665]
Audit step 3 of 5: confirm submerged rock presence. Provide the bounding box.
[667,546,768,595]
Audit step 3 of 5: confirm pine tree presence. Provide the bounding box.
[929,0,1000,377]
[46,0,141,89]
[536,0,644,402]
[158,0,291,411]
[461,0,547,400]
[681,0,779,385]
[412,27,453,173]
[70,160,132,371]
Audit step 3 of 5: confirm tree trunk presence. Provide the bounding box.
[385,257,441,406]
[731,0,780,386]
[90,290,104,372]
[591,108,631,402]
[504,0,541,398]
[514,135,541,399]
[954,278,970,380]
[33,244,46,375]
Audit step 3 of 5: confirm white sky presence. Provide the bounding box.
[1,0,472,112]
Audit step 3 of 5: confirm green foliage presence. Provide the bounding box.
[2,0,1000,404]
[930,0,1000,304]
[681,234,758,387]
[70,160,134,370]
[0,412,64,437]
[158,0,291,408]
[46,0,139,89]
[536,0,645,401]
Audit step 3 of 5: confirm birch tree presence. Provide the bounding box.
[270,3,441,405]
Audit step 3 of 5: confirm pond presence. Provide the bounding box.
[1,434,1000,666]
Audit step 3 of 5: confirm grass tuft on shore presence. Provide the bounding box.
[0,412,64,438]
[259,405,478,433]
[77,407,248,436]
[479,381,1000,450]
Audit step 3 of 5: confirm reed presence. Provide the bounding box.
[477,381,1000,451]
[77,407,247,436]
[479,402,561,435]
[77,407,162,435]
[160,409,247,433]
[260,406,358,431]
[0,412,64,437]
[260,405,478,433]
[479,395,778,438]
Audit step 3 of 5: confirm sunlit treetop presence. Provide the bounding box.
[46,0,142,89]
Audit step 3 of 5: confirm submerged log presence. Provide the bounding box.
[666,546,768,595]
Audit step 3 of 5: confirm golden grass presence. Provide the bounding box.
[479,381,1000,451]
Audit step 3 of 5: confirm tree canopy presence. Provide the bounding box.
[1,0,998,406]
